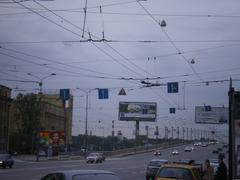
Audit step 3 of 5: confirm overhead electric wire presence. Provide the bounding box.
[14,0,146,78]
[136,0,204,81]
[0,0,30,4]
[2,6,240,19]
[30,0,158,78]
[33,1,155,78]
[2,39,240,45]
[0,50,123,80]
[1,46,123,79]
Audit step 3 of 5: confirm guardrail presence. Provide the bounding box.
[59,140,192,158]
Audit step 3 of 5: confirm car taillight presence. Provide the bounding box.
[154,176,158,180]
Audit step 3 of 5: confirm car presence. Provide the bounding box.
[40,170,121,180]
[217,147,223,151]
[38,150,47,157]
[172,150,179,155]
[86,152,103,163]
[212,150,219,154]
[0,154,14,168]
[154,151,162,156]
[184,146,192,152]
[99,152,106,161]
[154,164,202,180]
[146,159,168,180]
[201,143,208,147]
[223,144,228,148]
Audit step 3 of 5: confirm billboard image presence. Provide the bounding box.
[195,106,228,124]
[39,131,65,146]
[119,102,157,121]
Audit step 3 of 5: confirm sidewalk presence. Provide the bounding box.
[15,154,84,162]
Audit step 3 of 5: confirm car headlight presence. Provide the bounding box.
[0,161,2,163]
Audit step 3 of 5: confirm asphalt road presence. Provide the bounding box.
[0,143,228,180]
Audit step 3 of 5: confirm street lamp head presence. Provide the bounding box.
[51,73,56,76]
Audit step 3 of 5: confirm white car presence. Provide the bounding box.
[184,147,192,152]
[172,150,179,155]
[86,153,103,163]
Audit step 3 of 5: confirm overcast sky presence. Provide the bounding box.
[1,0,239,140]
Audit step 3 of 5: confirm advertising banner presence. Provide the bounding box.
[195,106,228,124]
[40,131,65,146]
[119,102,157,121]
[39,131,65,156]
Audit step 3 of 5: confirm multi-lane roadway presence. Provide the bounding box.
[0,143,228,180]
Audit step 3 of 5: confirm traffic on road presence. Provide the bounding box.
[0,142,228,180]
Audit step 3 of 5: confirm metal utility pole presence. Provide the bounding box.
[182,127,185,140]
[177,127,180,139]
[76,88,97,155]
[85,91,89,153]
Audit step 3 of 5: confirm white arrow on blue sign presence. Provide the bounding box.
[98,88,109,99]
[167,82,179,93]
[60,89,70,101]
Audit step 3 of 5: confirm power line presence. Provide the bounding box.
[2,6,240,19]
[0,0,30,4]
[14,0,147,78]
[3,39,240,45]
[136,0,203,81]
[31,0,158,78]
[1,46,123,79]
[0,50,123,80]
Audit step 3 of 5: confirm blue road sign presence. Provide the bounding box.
[169,108,176,114]
[204,105,212,111]
[98,88,109,99]
[60,89,70,101]
[167,82,179,93]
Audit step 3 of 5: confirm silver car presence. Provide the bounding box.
[86,152,103,163]
[40,170,121,180]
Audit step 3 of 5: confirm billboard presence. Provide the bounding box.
[119,101,157,121]
[195,106,228,124]
[39,131,65,146]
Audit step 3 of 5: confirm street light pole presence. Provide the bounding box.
[85,91,89,154]
[27,73,56,161]
[76,88,97,155]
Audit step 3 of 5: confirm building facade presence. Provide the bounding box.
[9,93,73,153]
[41,94,73,146]
[0,85,12,153]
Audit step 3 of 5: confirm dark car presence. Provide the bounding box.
[40,170,121,180]
[98,152,106,161]
[154,151,162,156]
[212,150,219,154]
[146,159,168,180]
[0,154,14,168]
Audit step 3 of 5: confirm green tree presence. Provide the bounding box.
[11,93,41,154]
